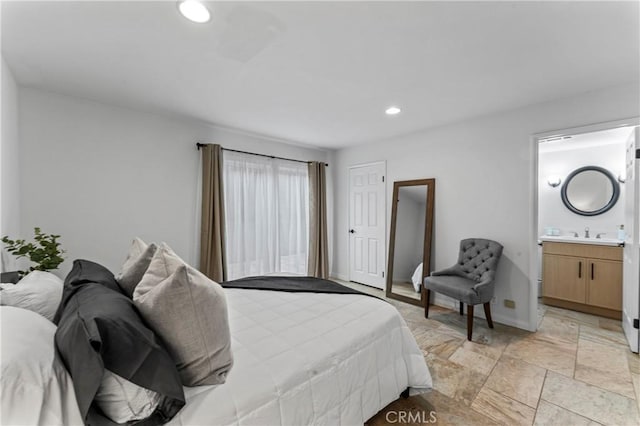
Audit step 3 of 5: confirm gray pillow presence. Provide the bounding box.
[117,238,157,297]
[132,244,233,386]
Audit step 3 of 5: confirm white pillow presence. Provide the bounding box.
[0,271,63,321]
[95,370,161,423]
[0,306,83,425]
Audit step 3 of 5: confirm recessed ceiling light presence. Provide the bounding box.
[178,1,211,23]
[385,106,401,116]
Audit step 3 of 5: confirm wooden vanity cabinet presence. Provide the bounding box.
[542,242,622,319]
[543,254,586,303]
[587,259,623,311]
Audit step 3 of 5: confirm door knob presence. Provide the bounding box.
[349,229,355,234]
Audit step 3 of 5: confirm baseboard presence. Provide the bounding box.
[542,297,621,320]
[330,272,349,282]
[491,312,532,331]
[334,278,532,330]
[431,294,530,331]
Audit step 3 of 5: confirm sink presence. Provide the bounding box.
[539,235,624,247]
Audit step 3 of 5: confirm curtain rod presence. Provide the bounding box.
[196,143,328,167]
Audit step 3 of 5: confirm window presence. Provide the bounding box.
[223,151,309,279]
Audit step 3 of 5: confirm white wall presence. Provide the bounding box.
[1,57,21,272]
[19,88,331,278]
[538,140,626,238]
[332,83,639,330]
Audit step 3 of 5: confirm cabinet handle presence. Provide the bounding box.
[591,263,594,280]
[578,261,582,278]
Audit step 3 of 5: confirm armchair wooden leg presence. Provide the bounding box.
[466,304,474,341]
[483,302,494,329]
[424,290,431,318]
[459,301,464,315]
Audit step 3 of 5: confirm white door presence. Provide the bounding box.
[349,162,386,289]
[623,126,640,353]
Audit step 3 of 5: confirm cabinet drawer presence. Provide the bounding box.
[542,242,622,261]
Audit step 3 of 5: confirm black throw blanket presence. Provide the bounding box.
[221,275,379,299]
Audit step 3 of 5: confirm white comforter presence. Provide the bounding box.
[0,306,83,425]
[171,289,432,425]
[1,289,431,426]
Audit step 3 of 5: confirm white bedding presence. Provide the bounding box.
[170,289,432,425]
[1,288,431,426]
[411,263,424,292]
[0,306,83,425]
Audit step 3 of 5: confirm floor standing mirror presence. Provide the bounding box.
[386,179,435,306]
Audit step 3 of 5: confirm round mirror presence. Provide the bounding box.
[560,166,619,216]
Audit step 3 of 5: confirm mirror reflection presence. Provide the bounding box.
[561,166,619,216]
[392,186,427,300]
[566,170,613,211]
[386,179,435,307]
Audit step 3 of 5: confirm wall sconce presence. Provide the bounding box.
[547,175,562,188]
[618,172,626,184]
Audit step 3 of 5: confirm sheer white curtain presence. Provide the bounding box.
[223,151,309,280]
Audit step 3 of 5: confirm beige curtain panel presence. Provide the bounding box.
[200,144,227,282]
[308,161,329,278]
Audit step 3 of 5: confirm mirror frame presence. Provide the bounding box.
[385,178,436,307]
[560,166,620,216]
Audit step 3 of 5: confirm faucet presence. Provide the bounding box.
[596,232,606,239]
[570,231,578,237]
[584,227,590,238]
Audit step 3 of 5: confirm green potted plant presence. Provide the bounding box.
[1,227,66,276]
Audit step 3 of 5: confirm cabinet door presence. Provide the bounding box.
[543,255,586,303]
[587,260,622,311]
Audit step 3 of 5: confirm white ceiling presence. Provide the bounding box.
[2,1,638,149]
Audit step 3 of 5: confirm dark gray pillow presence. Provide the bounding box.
[0,271,20,284]
[55,259,185,425]
[53,259,122,324]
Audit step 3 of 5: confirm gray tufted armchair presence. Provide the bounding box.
[424,238,503,341]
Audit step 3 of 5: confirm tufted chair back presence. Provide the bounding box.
[455,238,503,284]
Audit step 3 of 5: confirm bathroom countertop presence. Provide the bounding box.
[538,235,624,247]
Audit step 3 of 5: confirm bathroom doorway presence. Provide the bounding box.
[532,118,640,352]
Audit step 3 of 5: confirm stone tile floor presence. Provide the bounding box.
[339,281,640,426]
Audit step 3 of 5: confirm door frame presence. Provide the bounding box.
[348,161,387,286]
[623,127,640,352]
[530,117,640,332]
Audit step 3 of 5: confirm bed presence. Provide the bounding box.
[174,288,431,425]
[1,273,431,425]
